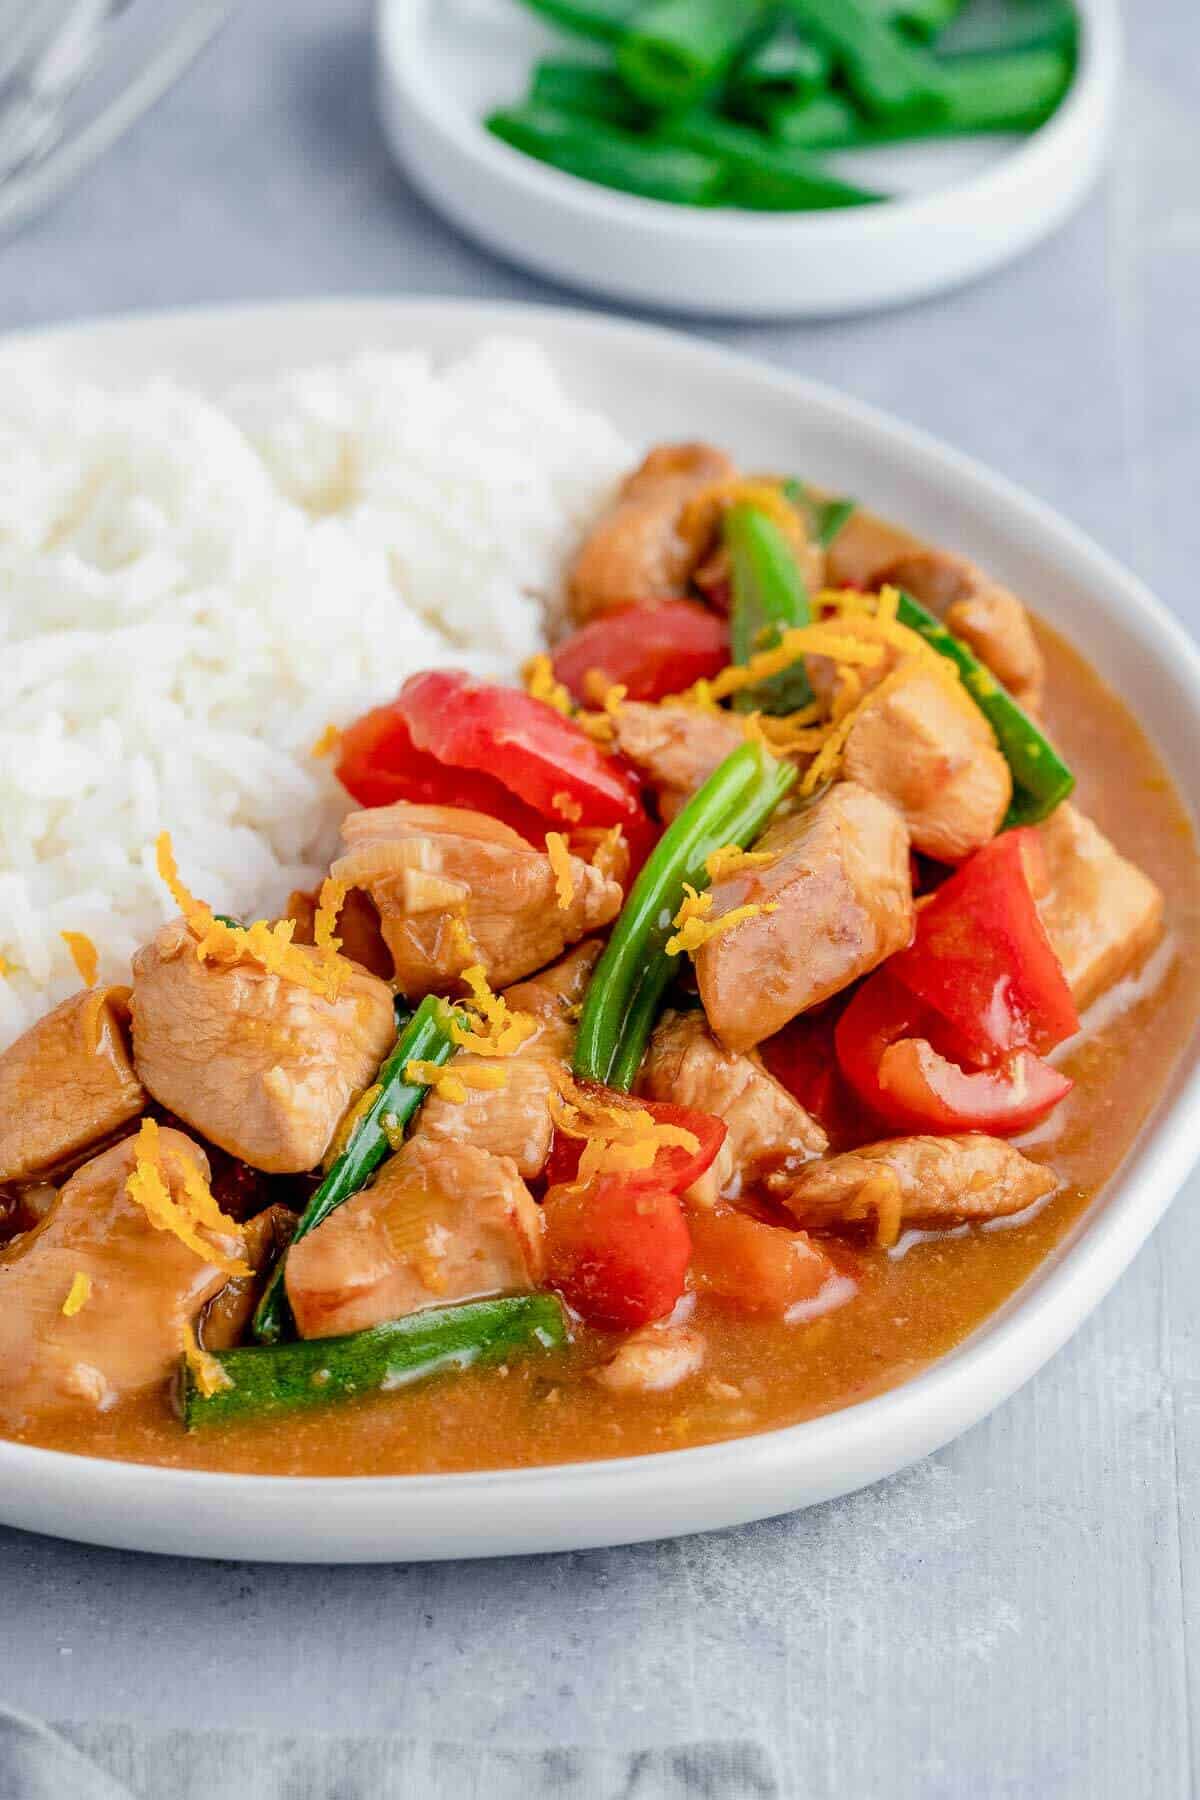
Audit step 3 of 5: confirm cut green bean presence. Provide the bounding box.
[783,0,949,126]
[617,0,773,109]
[487,103,726,206]
[183,1296,568,1429]
[529,59,651,129]
[869,0,966,40]
[767,89,862,147]
[726,503,813,715]
[252,994,460,1345]
[575,741,795,1087]
[895,590,1074,825]
[728,18,831,122]
[660,112,885,210]
[513,0,645,44]
[936,0,1077,56]
[784,479,857,548]
[605,759,798,1090]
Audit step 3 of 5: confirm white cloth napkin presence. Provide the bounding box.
[0,1707,780,1800]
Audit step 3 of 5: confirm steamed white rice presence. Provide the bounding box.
[0,338,632,1049]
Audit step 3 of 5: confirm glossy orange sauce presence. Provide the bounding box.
[3,583,1198,1477]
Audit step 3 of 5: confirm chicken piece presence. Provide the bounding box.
[778,1134,1056,1236]
[285,1137,544,1340]
[414,944,602,1179]
[611,701,745,823]
[806,616,903,713]
[881,549,1045,710]
[567,443,736,623]
[0,986,146,1185]
[284,884,392,979]
[0,1129,237,1420]
[199,1204,296,1351]
[842,667,1012,864]
[1035,804,1164,1011]
[334,803,622,996]
[693,782,913,1053]
[130,920,395,1175]
[592,1323,705,1395]
[639,1011,826,1205]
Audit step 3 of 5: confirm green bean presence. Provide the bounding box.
[486,103,726,206]
[575,742,795,1087]
[513,0,644,44]
[783,479,857,547]
[728,18,831,123]
[895,590,1074,825]
[660,112,885,210]
[726,503,813,715]
[617,0,774,109]
[252,994,460,1345]
[783,0,949,126]
[529,59,651,129]
[935,0,1077,56]
[183,1296,567,1429]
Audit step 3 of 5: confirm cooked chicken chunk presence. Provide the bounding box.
[778,1134,1056,1236]
[0,1129,237,1420]
[686,1204,846,1318]
[286,1138,544,1340]
[0,986,145,1185]
[334,803,622,997]
[592,1323,706,1395]
[414,945,601,1179]
[611,702,745,822]
[842,667,1012,864]
[1035,804,1164,1011]
[693,782,913,1052]
[130,920,395,1175]
[639,1011,826,1205]
[881,549,1045,709]
[285,884,392,979]
[567,442,735,623]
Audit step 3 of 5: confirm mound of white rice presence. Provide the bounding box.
[0,338,632,1049]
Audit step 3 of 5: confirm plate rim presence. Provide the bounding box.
[0,293,1197,1561]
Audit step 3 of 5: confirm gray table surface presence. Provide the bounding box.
[2,4,1198,1796]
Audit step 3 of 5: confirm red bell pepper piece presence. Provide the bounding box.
[835,968,1072,1137]
[544,1089,726,1195]
[686,1204,848,1318]
[542,1177,691,1328]
[886,829,1079,1065]
[551,601,729,705]
[335,702,548,842]
[397,670,648,833]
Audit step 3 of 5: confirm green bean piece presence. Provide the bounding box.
[529,59,651,129]
[605,757,797,1090]
[660,113,885,210]
[575,742,795,1087]
[895,591,1074,825]
[726,503,813,715]
[512,0,645,44]
[784,0,949,126]
[783,479,857,548]
[252,994,460,1345]
[617,0,774,110]
[935,0,1077,56]
[872,0,966,40]
[182,1296,568,1429]
[728,18,831,123]
[767,90,862,148]
[486,104,727,206]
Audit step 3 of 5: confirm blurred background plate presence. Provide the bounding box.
[376,0,1119,319]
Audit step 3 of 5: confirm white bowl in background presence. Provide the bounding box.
[376,0,1119,319]
[0,296,1196,1561]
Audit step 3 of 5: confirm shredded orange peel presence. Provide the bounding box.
[545,832,576,911]
[125,1118,249,1276]
[704,844,774,883]
[523,653,573,718]
[550,1074,699,1185]
[155,832,351,1002]
[450,963,537,1061]
[310,721,341,759]
[61,930,99,988]
[665,884,777,958]
[61,1272,92,1317]
[181,1322,232,1397]
[679,477,809,558]
[405,1058,508,1105]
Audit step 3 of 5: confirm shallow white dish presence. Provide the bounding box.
[376,0,1119,319]
[1,296,1197,1562]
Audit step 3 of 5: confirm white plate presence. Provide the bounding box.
[1,298,1197,1562]
[376,0,1119,319]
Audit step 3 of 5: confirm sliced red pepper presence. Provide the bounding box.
[551,601,729,705]
[336,702,548,842]
[760,1002,866,1150]
[545,1088,726,1195]
[397,670,648,832]
[542,1177,691,1328]
[887,829,1079,1065]
[835,968,1072,1137]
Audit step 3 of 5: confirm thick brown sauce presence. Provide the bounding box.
[3,600,1199,1477]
